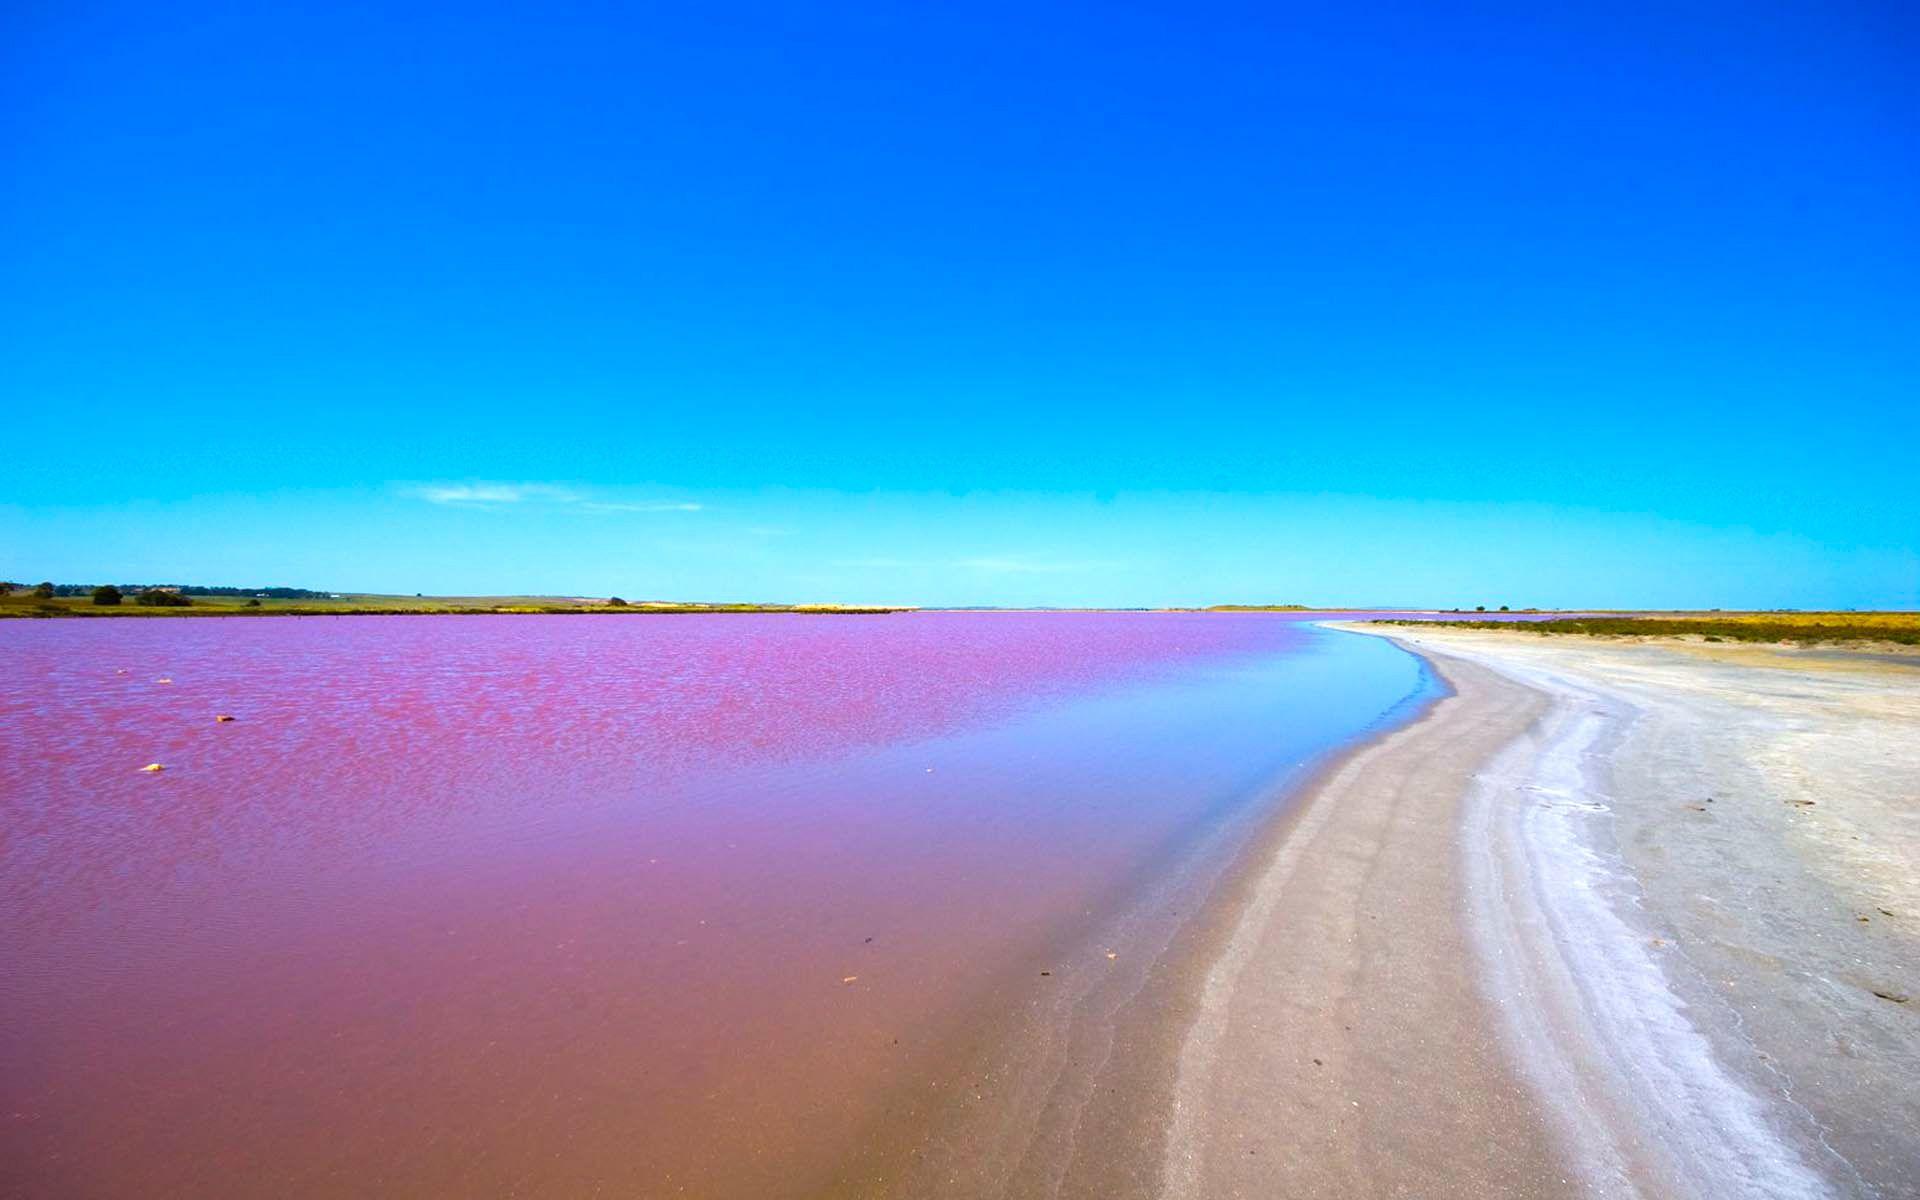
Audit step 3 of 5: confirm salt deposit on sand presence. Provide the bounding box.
[1360,627,1920,1199]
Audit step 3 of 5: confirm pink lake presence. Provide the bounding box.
[1,612,1433,1197]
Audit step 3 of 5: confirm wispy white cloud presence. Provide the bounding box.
[406,482,700,513]
[412,482,575,505]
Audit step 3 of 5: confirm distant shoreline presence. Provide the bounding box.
[0,597,906,618]
[5,595,1914,647]
[1370,613,1920,649]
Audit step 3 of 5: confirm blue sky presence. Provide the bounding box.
[4,2,1915,607]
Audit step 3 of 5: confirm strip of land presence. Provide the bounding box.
[0,591,902,617]
[1378,612,1920,647]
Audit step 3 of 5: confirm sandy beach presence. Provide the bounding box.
[1163,625,1920,1199]
[13,617,1915,1198]
[871,623,1920,1199]
[1159,646,1567,1198]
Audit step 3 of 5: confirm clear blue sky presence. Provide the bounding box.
[4,2,1915,607]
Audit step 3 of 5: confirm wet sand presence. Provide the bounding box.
[1165,624,1920,1200]
[14,618,1915,1196]
[886,626,1920,1198]
[873,644,1558,1199]
[0,613,1429,1199]
[1162,650,1574,1198]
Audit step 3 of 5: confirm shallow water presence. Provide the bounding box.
[1,612,1430,1197]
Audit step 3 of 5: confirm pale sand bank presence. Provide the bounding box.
[887,626,1919,1198]
[1162,650,1573,1198]
[1167,625,1919,1199]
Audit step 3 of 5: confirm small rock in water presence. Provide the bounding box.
[215,714,236,723]
[140,763,165,773]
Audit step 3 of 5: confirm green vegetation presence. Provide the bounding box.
[1373,613,1920,647]
[1203,604,1312,612]
[42,582,332,599]
[1,584,905,618]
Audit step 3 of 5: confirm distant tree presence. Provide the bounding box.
[33,581,54,599]
[169,585,328,599]
[134,590,192,607]
[246,598,262,607]
[607,596,629,607]
[1499,605,1510,612]
[0,581,14,595]
[1474,605,1486,613]
[92,585,123,606]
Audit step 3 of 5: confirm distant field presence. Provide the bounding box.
[0,592,902,618]
[1375,612,1920,646]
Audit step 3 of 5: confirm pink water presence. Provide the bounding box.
[1,612,1429,1197]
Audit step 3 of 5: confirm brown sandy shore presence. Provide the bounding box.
[874,625,1920,1199]
[1164,626,1919,1200]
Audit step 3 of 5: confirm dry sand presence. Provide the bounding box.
[877,626,1919,1198]
[1162,649,1573,1198]
[1161,626,1920,1200]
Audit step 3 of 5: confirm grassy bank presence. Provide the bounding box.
[1372,612,1920,647]
[1202,604,1314,612]
[0,592,904,618]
